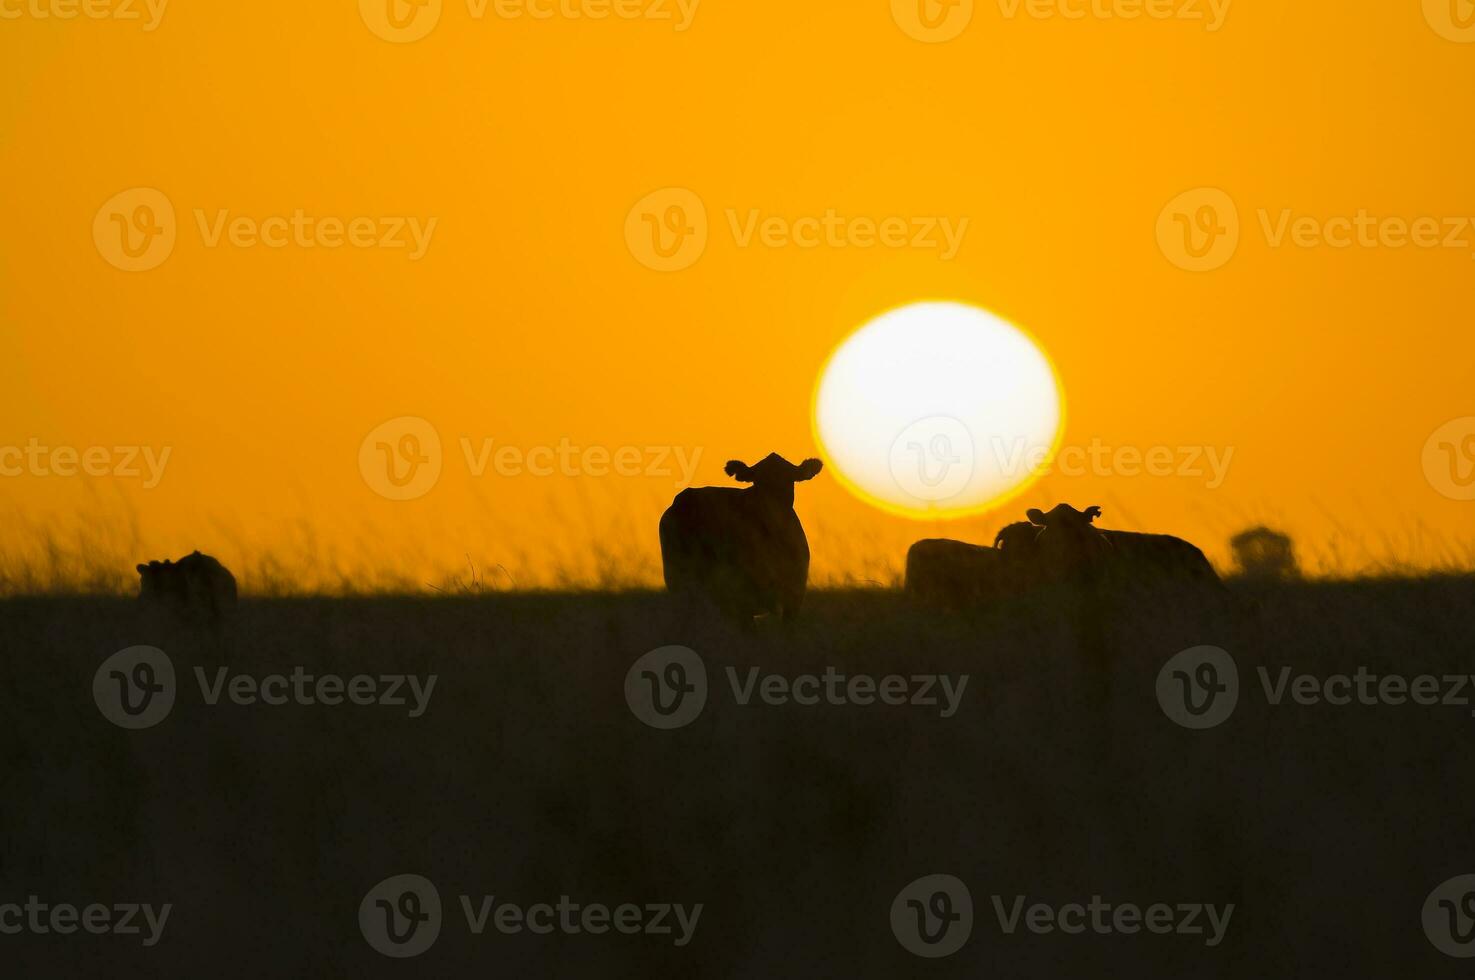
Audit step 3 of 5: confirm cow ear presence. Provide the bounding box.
[1085,505,1102,523]
[1026,508,1046,525]
[725,460,754,482]
[795,458,823,482]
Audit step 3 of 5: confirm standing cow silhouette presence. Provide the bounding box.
[659,453,823,623]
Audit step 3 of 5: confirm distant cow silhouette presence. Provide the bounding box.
[659,454,822,622]
[1230,526,1299,580]
[137,551,237,625]
[905,539,1008,609]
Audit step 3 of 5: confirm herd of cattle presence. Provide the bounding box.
[135,452,1224,625]
[659,453,1223,621]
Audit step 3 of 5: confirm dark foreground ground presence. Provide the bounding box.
[2,580,1475,978]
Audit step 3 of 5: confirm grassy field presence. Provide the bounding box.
[3,581,1475,976]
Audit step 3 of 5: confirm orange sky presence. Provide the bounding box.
[2,0,1474,591]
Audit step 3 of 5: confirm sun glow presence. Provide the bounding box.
[813,301,1065,520]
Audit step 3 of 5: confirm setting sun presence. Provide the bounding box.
[813,302,1063,520]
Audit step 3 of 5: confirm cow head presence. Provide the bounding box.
[1027,504,1102,529]
[136,560,172,599]
[1027,503,1111,583]
[725,453,823,506]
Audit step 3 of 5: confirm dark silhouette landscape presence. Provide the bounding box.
[3,466,1475,977]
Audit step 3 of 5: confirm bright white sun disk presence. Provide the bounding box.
[812,301,1063,520]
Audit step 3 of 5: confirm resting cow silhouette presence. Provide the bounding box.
[1003,504,1221,589]
[907,504,1221,607]
[659,454,823,622]
[904,539,1007,610]
[137,551,238,627]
